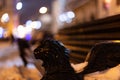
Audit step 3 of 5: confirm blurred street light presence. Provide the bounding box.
[31,21,42,29]
[58,11,75,23]
[66,11,75,19]
[59,14,67,22]
[25,20,32,27]
[17,25,26,38]
[16,2,23,10]
[25,20,42,29]
[39,7,48,14]
[1,13,9,23]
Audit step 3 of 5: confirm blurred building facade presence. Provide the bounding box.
[63,0,120,26]
[1,0,120,36]
[0,0,19,38]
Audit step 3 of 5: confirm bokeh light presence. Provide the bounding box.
[59,14,67,22]
[66,11,75,19]
[39,7,48,14]
[31,21,42,29]
[17,25,26,38]
[0,27,4,38]
[58,11,75,23]
[16,2,23,10]
[1,13,9,23]
[25,20,32,27]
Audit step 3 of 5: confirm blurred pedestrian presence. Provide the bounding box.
[17,38,32,66]
[10,34,15,45]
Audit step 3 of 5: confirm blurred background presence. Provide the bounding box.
[0,0,120,40]
[0,0,120,79]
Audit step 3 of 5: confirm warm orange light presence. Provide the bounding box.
[112,40,120,43]
[104,0,111,3]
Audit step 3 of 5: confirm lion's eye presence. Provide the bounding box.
[34,51,40,54]
[39,48,49,52]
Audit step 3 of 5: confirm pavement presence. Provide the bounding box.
[0,41,42,80]
[0,41,85,80]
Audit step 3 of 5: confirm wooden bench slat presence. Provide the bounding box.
[57,32,120,40]
[56,14,120,63]
[65,45,90,52]
[60,21,120,34]
[62,40,97,45]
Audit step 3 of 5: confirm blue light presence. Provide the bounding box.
[0,27,4,38]
[25,33,31,41]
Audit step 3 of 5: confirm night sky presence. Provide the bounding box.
[19,0,53,24]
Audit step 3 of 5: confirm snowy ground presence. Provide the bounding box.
[0,41,41,80]
[0,41,88,80]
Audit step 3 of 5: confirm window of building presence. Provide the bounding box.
[117,0,120,5]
